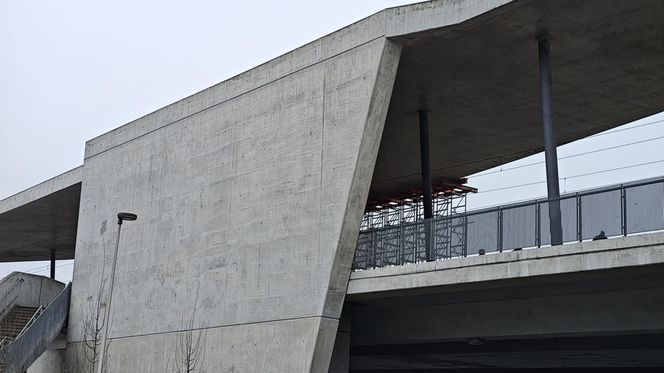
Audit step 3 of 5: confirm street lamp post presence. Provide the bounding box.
[96,212,137,373]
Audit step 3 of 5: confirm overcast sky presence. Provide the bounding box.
[1,1,663,282]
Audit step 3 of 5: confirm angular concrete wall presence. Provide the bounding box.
[61,1,526,371]
[66,34,400,373]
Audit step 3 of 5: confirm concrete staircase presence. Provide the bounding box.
[0,273,67,373]
[0,306,39,343]
[0,306,38,372]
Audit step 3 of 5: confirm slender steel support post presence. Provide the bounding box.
[463,215,468,257]
[621,186,628,236]
[50,249,56,279]
[497,208,504,252]
[538,35,563,246]
[577,194,583,242]
[418,110,434,261]
[536,202,541,247]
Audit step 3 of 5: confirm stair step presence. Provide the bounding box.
[0,306,39,340]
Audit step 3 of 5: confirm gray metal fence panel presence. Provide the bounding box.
[581,189,622,240]
[626,182,664,234]
[353,178,664,270]
[502,204,537,250]
[539,196,578,245]
[467,210,498,255]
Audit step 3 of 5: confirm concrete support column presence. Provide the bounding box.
[538,35,563,246]
[418,110,434,261]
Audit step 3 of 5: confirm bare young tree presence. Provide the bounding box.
[166,284,207,373]
[82,279,107,372]
[80,220,113,373]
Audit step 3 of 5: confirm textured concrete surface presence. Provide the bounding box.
[2,0,662,371]
[346,241,664,369]
[6,284,71,373]
[0,272,65,313]
[67,16,404,373]
[0,273,67,373]
[352,278,664,345]
[27,350,65,373]
[0,167,81,262]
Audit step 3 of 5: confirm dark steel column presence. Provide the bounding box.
[538,36,563,246]
[50,249,56,279]
[419,110,434,260]
[419,110,433,219]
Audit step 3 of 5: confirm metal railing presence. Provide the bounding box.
[1,283,71,373]
[353,177,664,270]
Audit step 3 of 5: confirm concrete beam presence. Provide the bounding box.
[348,233,664,296]
[351,275,664,345]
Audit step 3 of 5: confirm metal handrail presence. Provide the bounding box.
[354,176,664,270]
[2,283,71,373]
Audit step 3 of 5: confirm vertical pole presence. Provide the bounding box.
[97,221,123,373]
[536,202,541,247]
[418,110,434,261]
[463,214,468,257]
[577,194,583,242]
[50,249,56,280]
[621,186,628,236]
[538,35,563,246]
[497,208,504,252]
[418,110,433,220]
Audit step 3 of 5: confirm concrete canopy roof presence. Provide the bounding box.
[0,167,81,262]
[2,0,663,260]
[369,0,664,201]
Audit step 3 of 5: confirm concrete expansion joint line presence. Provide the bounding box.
[84,34,388,161]
[69,314,339,343]
[351,241,664,281]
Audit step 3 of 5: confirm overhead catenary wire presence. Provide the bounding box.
[588,118,664,138]
[476,159,664,194]
[471,135,664,178]
[24,261,74,274]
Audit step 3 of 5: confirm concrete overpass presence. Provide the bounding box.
[0,0,663,371]
[343,233,664,370]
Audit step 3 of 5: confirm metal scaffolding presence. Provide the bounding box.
[356,183,474,269]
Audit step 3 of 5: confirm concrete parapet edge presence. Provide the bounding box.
[347,232,664,295]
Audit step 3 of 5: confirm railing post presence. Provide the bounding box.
[497,208,504,252]
[399,224,404,266]
[621,185,628,236]
[536,202,541,248]
[463,214,468,257]
[577,194,582,242]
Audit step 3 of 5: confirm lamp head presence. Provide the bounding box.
[117,212,138,225]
